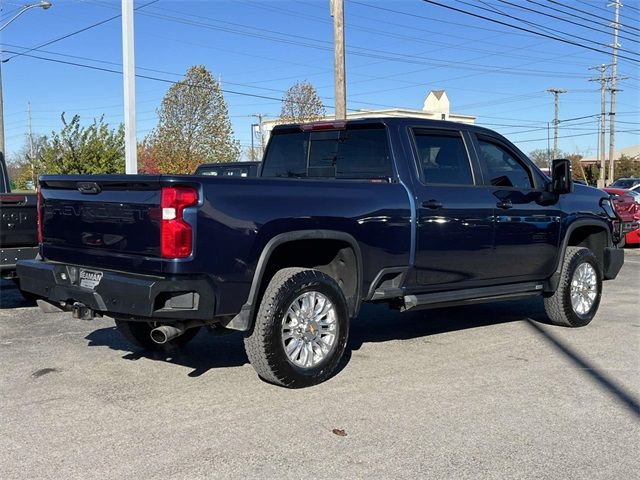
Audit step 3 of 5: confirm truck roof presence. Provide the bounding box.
[271,116,499,136]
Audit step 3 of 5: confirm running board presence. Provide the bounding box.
[403,282,544,311]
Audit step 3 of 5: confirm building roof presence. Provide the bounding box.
[581,144,640,162]
[430,90,446,100]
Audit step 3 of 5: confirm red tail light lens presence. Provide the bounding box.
[36,186,43,244]
[160,186,198,258]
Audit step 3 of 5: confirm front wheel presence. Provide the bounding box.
[544,247,602,327]
[244,268,350,388]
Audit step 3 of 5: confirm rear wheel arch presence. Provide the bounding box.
[225,230,363,331]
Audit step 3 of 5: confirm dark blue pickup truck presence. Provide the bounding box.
[17,118,624,387]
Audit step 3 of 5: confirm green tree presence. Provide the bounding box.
[39,114,125,174]
[528,148,551,169]
[6,134,47,190]
[614,154,640,179]
[279,81,326,124]
[144,65,240,174]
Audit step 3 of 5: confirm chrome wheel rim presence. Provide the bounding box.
[570,263,598,316]
[281,291,338,369]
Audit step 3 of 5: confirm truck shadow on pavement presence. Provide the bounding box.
[85,327,249,377]
[83,296,639,415]
[0,279,36,309]
[84,298,543,379]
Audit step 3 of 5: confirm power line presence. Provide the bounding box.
[422,0,640,63]
[497,0,639,44]
[528,0,640,36]
[2,0,160,63]
[511,129,638,143]
[560,0,640,32]
[453,0,640,58]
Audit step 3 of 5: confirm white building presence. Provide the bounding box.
[581,144,640,166]
[258,90,475,145]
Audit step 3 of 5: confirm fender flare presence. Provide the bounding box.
[224,230,364,331]
[546,218,612,292]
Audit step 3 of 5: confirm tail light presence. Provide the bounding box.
[160,186,198,258]
[36,186,43,244]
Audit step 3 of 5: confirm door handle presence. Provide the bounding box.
[496,200,513,210]
[422,199,443,209]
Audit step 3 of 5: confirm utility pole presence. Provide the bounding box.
[28,101,36,186]
[547,88,566,158]
[331,0,346,120]
[0,63,5,164]
[121,0,137,174]
[250,113,266,157]
[608,0,621,185]
[589,64,609,188]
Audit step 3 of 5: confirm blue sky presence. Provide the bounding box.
[1,0,639,162]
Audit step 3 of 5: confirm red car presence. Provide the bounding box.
[603,187,640,246]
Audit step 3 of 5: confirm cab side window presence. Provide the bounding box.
[477,138,533,189]
[412,130,474,185]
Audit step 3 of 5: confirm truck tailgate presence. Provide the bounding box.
[40,176,164,266]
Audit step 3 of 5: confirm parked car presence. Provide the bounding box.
[603,187,640,246]
[18,118,624,387]
[194,161,261,177]
[610,177,640,189]
[0,155,39,298]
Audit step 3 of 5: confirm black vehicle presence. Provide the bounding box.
[0,155,38,288]
[18,118,624,387]
[194,161,261,177]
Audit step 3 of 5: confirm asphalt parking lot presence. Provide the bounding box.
[1,250,638,480]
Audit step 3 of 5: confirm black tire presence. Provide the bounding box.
[544,247,602,327]
[114,319,200,351]
[244,268,350,388]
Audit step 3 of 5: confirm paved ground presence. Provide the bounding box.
[1,250,638,480]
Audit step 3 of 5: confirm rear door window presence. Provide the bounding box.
[412,130,474,185]
[261,125,392,180]
[261,131,309,178]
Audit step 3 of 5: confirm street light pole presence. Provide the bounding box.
[0,1,52,164]
[121,0,137,174]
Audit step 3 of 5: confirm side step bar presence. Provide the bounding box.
[403,282,544,311]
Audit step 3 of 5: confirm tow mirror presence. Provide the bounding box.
[550,158,573,194]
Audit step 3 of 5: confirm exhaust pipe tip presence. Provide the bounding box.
[150,324,185,344]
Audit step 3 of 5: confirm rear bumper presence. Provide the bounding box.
[1,246,39,277]
[16,259,215,320]
[603,247,624,280]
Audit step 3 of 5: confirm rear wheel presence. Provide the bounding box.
[244,268,349,388]
[114,319,200,351]
[544,247,602,327]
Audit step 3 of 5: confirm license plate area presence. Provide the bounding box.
[79,268,103,290]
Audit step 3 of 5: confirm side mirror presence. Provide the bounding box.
[550,158,573,194]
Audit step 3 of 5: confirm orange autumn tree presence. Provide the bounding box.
[142,66,240,174]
